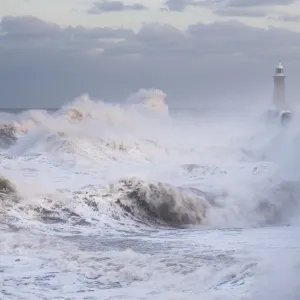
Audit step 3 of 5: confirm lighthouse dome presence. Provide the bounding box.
[275,61,284,76]
[277,61,283,69]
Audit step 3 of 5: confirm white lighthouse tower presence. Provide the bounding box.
[273,61,288,111]
[264,61,292,126]
[272,61,292,125]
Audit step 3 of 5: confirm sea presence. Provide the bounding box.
[0,89,300,300]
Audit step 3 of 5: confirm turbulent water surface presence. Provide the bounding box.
[1,89,300,300]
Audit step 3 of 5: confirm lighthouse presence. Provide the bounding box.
[264,61,292,126]
[273,61,288,111]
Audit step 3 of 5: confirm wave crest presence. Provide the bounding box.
[126,88,168,116]
[1,173,300,231]
[106,178,209,227]
[0,124,18,147]
[0,176,16,195]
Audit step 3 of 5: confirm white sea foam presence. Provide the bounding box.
[0,88,300,299]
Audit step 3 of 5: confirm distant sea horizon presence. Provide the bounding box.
[0,108,58,113]
[0,107,207,114]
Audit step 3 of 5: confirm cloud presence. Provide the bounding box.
[1,15,300,108]
[0,15,60,37]
[163,0,204,12]
[88,1,147,14]
[195,0,293,17]
[269,13,300,22]
[226,0,295,7]
[214,7,267,17]
[0,15,134,54]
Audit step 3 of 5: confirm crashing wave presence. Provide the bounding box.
[2,89,300,231]
[104,178,209,227]
[0,110,48,148]
[0,176,16,196]
[0,124,18,147]
[62,90,169,124]
[1,90,173,159]
[0,175,209,228]
[0,176,19,219]
[126,88,169,116]
[255,180,300,225]
[0,174,300,230]
[67,108,86,121]
[0,177,90,226]
[262,109,293,128]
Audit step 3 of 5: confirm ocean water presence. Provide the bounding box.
[0,89,300,300]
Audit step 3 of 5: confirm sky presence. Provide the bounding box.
[1,0,300,108]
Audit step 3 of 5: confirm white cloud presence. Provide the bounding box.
[163,0,204,12]
[227,0,295,7]
[88,1,148,14]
